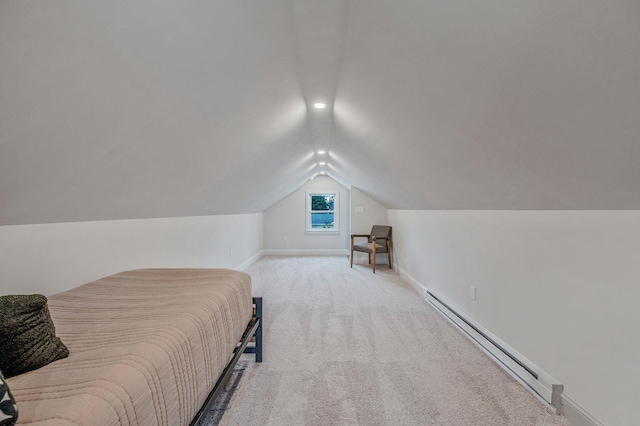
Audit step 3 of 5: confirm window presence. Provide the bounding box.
[306,192,339,234]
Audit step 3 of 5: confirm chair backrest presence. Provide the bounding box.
[369,225,391,243]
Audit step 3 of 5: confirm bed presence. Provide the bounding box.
[3,268,262,426]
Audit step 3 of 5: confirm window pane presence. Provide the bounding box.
[306,191,339,233]
[311,195,335,211]
[311,212,335,228]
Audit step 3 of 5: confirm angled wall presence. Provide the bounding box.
[388,209,640,426]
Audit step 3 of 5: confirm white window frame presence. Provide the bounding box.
[306,191,340,234]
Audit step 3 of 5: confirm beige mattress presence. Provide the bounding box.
[7,268,253,426]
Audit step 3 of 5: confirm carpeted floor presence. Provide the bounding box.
[201,358,252,425]
[213,256,572,426]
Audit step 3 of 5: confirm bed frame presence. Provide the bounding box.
[190,297,263,425]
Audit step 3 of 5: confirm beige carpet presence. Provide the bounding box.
[220,256,572,426]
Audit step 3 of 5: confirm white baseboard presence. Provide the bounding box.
[397,265,425,297]
[235,250,265,272]
[561,395,605,426]
[263,249,349,256]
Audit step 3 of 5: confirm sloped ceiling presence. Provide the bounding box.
[1,1,639,225]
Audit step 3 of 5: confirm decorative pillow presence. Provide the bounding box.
[0,294,69,378]
[0,369,18,426]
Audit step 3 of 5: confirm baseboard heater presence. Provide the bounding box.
[424,290,563,414]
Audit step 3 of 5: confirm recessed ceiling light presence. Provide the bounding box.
[313,102,326,109]
[319,162,326,165]
[319,171,326,175]
[317,150,326,154]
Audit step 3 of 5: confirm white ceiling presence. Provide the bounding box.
[1,1,639,225]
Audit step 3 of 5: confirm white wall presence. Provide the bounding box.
[350,186,389,265]
[264,176,349,254]
[0,213,263,296]
[388,209,640,426]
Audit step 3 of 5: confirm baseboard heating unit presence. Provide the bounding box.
[424,289,564,414]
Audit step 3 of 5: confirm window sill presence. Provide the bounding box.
[305,229,340,235]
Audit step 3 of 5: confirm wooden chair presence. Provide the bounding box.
[350,225,392,273]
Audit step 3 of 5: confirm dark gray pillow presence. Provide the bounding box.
[0,294,69,378]
[0,369,18,425]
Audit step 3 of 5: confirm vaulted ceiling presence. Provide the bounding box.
[1,1,639,226]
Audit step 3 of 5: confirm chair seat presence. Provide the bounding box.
[352,243,388,254]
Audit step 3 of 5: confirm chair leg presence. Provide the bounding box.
[372,244,376,273]
[350,247,353,268]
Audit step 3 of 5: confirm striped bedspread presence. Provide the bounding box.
[7,268,253,426]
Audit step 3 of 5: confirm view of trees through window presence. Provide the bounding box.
[310,194,335,229]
